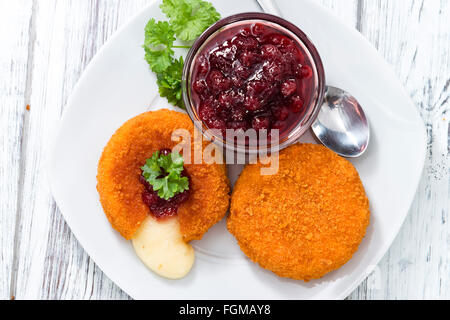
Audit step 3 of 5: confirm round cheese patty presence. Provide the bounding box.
[97,109,230,241]
[227,143,370,281]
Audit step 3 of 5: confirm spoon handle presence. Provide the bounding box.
[255,0,283,16]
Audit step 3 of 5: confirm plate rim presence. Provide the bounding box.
[47,0,427,300]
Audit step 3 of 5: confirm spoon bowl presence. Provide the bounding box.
[311,86,369,157]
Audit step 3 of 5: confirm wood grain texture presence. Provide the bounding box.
[8,0,153,300]
[0,0,448,300]
[348,0,450,300]
[0,0,34,299]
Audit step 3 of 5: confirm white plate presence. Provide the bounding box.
[48,0,426,299]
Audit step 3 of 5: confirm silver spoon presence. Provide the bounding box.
[256,0,370,157]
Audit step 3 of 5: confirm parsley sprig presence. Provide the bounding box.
[141,151,189,200]
[143,0,221,108]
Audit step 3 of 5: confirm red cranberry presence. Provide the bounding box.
[281,55,297,73]
[263,61,283,81]
[218,91,234,108]
[281,79,297,97]
[210,55,231,72]
[231,75,244,87]
[268,34,293,47]
[282,42,302,59]
[240,27,251,37]
[220,78,232,91]
[199,101,216,121]
[261,44,280,59]
[233,90,245,105]
[252,116,270,130]
[208,70,231,92]
[220,44,238,60]
[246,80,267,95]
[251,23,266,36]
[193,79,207,94]
[244,96,261,111]
[208,118,226,130]
[159,148,172,156]
[300,65,313,78]
[142,192,159,207]
[230,106,246,121]
[290,95,304,113]
[207,69,222,83]
[172,188,190,204]
[274,106,289,121]
[240,51,257,67]
[197,55,210,76]
[232,36,258,50]
[233,61,251,79]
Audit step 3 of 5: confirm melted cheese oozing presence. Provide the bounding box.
[132,216,194,279]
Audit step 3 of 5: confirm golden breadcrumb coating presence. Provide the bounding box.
[97,109,230,241]
[227,143,370,281]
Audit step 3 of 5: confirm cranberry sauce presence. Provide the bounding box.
[191,22,315,137]
[139,149,190,219]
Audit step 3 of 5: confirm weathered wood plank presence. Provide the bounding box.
[0,0,33,300]
[348,0,450,299]
[12,0,152,300]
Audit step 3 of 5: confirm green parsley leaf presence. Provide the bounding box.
[156,56,184,108]
[141,151,189,200]
[144,19,175,73]
[144,19,175,49]
[160,0,220,41]
[144,0,220,108]
[144,48,173,73]
[141,151,162,180]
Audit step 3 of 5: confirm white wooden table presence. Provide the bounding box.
[0,0,448,300]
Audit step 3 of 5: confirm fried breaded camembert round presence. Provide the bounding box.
[227,143,369,281]
[97,109,230,241]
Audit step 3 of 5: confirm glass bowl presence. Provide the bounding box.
[182,12,325,154]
